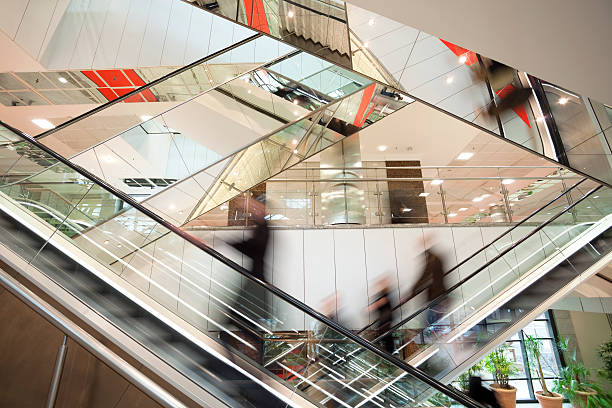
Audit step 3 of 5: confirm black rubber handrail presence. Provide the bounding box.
[371,184,603,343]
[0,120,486,408]
[358,177,588,334]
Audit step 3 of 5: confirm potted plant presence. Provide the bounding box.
[552,337,612,408]
[598,338,612,383]
[483,344,518,408]
[457,361,484,392]
[524,333,563,408]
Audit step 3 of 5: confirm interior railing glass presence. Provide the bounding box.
[0,124,484,407]
[361,184,611,383]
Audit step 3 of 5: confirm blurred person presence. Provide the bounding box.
[220,194,270,364]
[369,275,395,354]
[467,376,501,408]
[408,235,447,330]
[473,57,532,119]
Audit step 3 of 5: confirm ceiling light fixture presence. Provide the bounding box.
[377,145,387,151]
[368,18,375,25]
[363,42,369,48]
[446,76,454,84]
[558,97,569,105]
[287,10,294,17]
[32,119,55,130]
[458,55,467,64]
[502,179,515,185]
[291,139,298,145]
[456,152,473,160]
[431,179,443,185]
[58,76,68,84]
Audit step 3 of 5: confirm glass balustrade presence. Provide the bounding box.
[0,125,482,407]
[183,165,585,228]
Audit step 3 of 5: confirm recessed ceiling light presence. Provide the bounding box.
[458,55,467,64]
[287,10,294,17]
[293,149,298,154]
[377,145,387,151]
[431,179,443,185]
[502,179,515,185]
[169,204,176,210]
[368,18,375,25]
[291,139,298,145]
[58,76,68,84]
[558,97,569,105]
[419,192,430,197]
[363,42,369,48]
[448,213,457,217]
[456,152,473,160]
[140,115,152,122]
[458,207,468,211]
[32,119,55,130]
[247,90,251,94]
[446,76,454,84]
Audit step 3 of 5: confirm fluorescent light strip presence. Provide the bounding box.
[161,248,284,326]
[118,235,272,335]
[276,363,353,408]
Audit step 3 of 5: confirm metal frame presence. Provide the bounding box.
[368,182,601,340]
[0,120,487,408]
[358,178,589,333]
[0,268,188,408]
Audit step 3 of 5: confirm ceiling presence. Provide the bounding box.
[345,0,612,106]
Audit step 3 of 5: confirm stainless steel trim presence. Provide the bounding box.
[46,335,67,408]
[0,269,189,408]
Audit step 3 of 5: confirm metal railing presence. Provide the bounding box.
[0,268,188,408]
[0,123,487,408]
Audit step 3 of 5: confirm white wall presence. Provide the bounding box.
[188,225,512,329]
[0,0,256,70]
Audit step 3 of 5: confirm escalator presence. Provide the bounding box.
[0,127,483,406]
[359,180,611,388]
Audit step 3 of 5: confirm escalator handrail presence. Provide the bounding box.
[0,120,487,408]
[0,267,189,408]
[357,177,588,334]
[372,184,604,343]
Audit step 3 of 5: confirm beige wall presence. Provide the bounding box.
[569,310,612,382]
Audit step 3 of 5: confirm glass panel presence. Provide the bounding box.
[384,186,609,384]
[0,126,479,408]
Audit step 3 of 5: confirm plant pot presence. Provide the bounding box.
[535,391,563,408]
[491,384,517,408]
[572,388,597,408]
